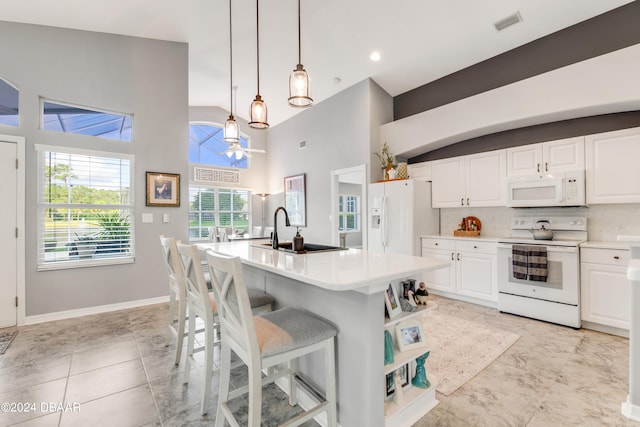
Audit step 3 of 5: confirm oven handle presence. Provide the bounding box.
[497,243,577,253]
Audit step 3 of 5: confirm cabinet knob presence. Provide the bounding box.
[537,163,540,173]
[466,198,470,206]
[461,198,464,206]
[473,245,478,249]
[614,256,620,260]
[545,162,548,172]
[435,242,438,246]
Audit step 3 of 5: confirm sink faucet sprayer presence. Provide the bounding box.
[272,206,291,249]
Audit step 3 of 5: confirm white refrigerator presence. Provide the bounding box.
[367,179,439,256]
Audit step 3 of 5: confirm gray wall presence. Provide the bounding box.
[0,21,189,316]
[265,78,392,244]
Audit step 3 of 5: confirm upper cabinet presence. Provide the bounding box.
[506,137,585,177]
[407,161,431,182]
[432,150,506,208]
[586,127,640,204]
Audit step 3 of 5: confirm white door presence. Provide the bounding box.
[0,140,18,327]
[456,251,496,302]
[506,144,542,176]
[465,150,506,207]
[542,136,585,173]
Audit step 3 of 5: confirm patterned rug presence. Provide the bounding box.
[423,312,520,396]
[0,331,18,355]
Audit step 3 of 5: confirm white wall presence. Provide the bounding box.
[265,79,392,244]
[0,21,188,316]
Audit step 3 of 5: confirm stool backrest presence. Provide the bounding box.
[205,250,260,363]
[176,243,216,325]
[159,236,184,295]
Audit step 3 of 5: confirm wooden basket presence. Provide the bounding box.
[453,230,481,237]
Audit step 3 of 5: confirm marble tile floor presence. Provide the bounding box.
[0,295,634,427]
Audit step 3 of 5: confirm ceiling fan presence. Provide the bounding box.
[221,142,266,159]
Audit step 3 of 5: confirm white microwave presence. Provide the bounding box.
[506,170,585,207]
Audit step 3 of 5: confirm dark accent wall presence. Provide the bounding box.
[409,111,640,163]
[394,1,640,121]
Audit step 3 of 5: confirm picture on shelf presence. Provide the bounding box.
[385,363,410,397]
[395,319,428,352]
[384,283,402,319]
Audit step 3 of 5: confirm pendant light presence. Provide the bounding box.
[288,0,313,108]
[223,0,240,143]
[248,0,269,129]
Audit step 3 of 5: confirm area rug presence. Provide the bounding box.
[0,331,18,355]
[422,312,520,396]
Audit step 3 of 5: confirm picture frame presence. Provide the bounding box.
[146,172,180,207]
[284,173,306,227]
[395,319,428,352]
[385,363,410,397]
[384,283,402,319]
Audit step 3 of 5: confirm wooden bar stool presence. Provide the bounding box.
[205,249,338,427]
[176,243,274,415]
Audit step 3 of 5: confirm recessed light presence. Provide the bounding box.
[370,51,381,62]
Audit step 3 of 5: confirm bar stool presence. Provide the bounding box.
[159,236,187,365]
[205,250,338,427]
[176,243,274,415]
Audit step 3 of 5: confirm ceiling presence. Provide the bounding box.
[0,0,634,127]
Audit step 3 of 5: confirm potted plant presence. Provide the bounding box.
[375,142,396,180]
[94,211,131,254]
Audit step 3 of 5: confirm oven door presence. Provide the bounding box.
[497,243,579,305]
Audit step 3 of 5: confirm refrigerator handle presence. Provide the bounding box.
[381,195,388,248]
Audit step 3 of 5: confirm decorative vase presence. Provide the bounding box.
[397,162,408,179]
[412,351,431,389]
[384,165,393,180]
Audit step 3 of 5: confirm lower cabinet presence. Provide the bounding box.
[384,301,438,427]
[580,246,630,333]
[421,237,497,306]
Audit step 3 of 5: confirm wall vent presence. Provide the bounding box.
[194,167,240,184]
[494,11,522,31]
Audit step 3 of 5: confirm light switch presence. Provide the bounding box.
[142,213,154,223]
[162,213,170,223]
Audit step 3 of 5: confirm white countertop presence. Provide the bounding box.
[196,240,449,294]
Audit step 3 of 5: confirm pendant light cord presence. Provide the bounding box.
[256,0,261,95]
[297,0,301,64]
[229,0,233,115]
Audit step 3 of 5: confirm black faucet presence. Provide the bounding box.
[272,206,291,249]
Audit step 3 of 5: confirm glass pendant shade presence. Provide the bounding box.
[223,114,239,143]
[288,64,312,107]
[248,94,269,129]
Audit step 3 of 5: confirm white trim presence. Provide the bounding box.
[1,134,26,327]
[274,376,341,427]
[622,396,640,422]
[33,143,135,161]
[23,295,168,325]
[330,164,367,248]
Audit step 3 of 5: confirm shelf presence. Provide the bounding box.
[384,300,438,328]
[384,345,431,375]
[384,382,438,427]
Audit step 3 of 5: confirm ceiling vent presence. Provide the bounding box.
[494,11,522,31]
[194,167,240,184]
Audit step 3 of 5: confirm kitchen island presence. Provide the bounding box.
[196,240,449,427]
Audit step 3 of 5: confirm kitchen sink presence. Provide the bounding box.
[251,242,347,254]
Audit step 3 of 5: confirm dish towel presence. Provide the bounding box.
[527,246,548,282]
[512,245,529,280]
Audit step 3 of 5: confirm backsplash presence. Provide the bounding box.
[439,204,640,241]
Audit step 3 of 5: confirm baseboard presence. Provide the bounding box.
[427,289,498,309]
[581,320,629,338]
[24,296,169,325]
[622,396,640,421]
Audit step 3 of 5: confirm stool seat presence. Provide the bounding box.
[255,308,337,358]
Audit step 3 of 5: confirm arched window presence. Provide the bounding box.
[188,122,248,169]
[0,77,19,127]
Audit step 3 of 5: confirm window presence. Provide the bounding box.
[338,194,360,232]
[189,122,248,169]
[42,100,132,141]
[189,187,250,240]
[36,145,134,269]
[0,77,19,127]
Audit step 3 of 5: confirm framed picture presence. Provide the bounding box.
[395,319,428,352]
[384,283,402,319]
[385,363,410,397]
[284,174,306,227]
[146,172,180,207]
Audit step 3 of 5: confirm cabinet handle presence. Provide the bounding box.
[545,162,548,172]
[435,242,439,246]
[466,197,470,206]
[473,245,478,249]
[537,163,540,173]
[451,252,454,261]
[614,256,620,260]
[461,198,464,206]
[457,253,460,261]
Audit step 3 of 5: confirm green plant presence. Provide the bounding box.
[374,142,396,169]
[93,211,131,253]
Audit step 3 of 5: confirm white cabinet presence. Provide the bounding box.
[384,300,437,426]
[431,150,506,208]
[507,137,584,177]
[580,247,630,333]
[421,237,497,305]
[586,127,640,204]
[407,161,431,182]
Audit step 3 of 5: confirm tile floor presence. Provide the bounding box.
[0,295,634,427]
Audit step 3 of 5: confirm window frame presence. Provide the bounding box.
[338,194,361,232]
[188,121,251,169]
[0,76,19,127]
[188,185,252,241]
[35,144,135,270]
